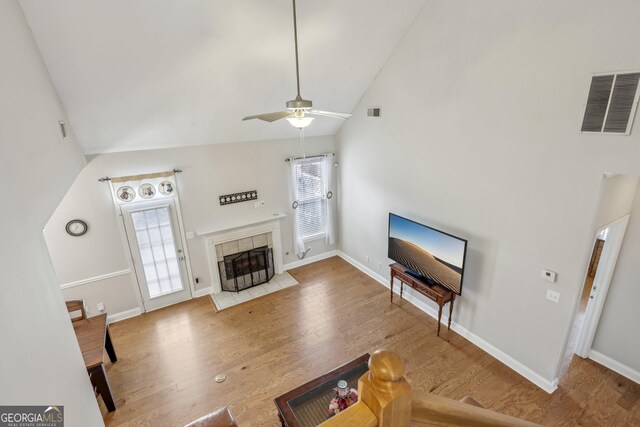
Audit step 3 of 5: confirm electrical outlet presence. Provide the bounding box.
[546,289,560,303]
[365,255,370,262]
[97,302,105,312]
[378,263,382,271]
[253,200,265,208]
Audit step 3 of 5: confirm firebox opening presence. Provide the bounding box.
[218,246,275,293]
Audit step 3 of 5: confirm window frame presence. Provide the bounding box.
[294,158,328,242]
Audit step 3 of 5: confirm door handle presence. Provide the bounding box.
[179,256,185,261]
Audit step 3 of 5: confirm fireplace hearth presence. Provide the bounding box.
[218,246,274,293]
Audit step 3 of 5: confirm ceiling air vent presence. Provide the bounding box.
[581,72,640,135]
[367,107,381,118]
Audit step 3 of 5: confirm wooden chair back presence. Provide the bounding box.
[66,300,87,322]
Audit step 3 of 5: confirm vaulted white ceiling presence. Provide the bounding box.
[20,0,424,154]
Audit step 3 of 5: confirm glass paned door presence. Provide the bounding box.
[131,207,183,297]
[122,200,191,311]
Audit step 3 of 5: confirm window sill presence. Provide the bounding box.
[302,233,326,243]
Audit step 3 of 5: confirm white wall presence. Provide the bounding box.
[592,183,640,374]
[591,175,639,230]
[44,136,337,316]
[0,1,103,425]
[337,0,640,386]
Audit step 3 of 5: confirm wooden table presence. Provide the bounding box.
[390,263,455,336]
[72,313,118,412]
[274,354,370,427]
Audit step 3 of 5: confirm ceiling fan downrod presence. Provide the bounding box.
[287,0,312,110]
[241,0,350,124]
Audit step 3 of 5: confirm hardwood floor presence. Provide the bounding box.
[102,257,640,426]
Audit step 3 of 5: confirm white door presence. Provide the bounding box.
[575,214,630,357]
[122,199,192,311]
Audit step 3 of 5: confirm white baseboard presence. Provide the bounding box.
[107,307,142,324]
[453,323,558,394]
[283,249,340,271]
[337,251,389,285]
[589,350,640,384]
[337,251,558,394]
[193,286,214,298]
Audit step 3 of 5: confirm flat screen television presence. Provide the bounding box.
[388,213,468,295]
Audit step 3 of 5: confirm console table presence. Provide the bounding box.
[390,263,455,336]
[72,313,118,412]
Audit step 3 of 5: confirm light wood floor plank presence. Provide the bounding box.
[101,257,639,426]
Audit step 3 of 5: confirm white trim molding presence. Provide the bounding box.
[337,250,559,394]
[283,250,340,271]
[193,286,214,298]
[576,215,630,357]
[106,307,142,324]
[60,269,131,290]
[590,350,640,384]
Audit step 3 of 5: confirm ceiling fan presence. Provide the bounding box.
[242,0,351,128]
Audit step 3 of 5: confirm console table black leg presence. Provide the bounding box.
[105,326,117,363]
[90,364,116,412]
[437,304,442,337]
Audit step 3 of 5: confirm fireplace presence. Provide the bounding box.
[218,246,275,292]
[204,217,285,294]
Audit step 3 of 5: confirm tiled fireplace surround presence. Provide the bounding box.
[205,218,285,294]
[215,232,272,261]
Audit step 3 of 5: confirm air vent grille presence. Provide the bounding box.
[581,72,640,135]
[367,107,381,118]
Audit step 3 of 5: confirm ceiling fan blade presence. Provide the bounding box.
[308,110,352,120]
[242,111,293,122]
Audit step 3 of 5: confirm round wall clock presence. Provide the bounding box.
[66,219,88,236]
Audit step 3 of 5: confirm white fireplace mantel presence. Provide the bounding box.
[203,215,286,294]
[197,213,286,237]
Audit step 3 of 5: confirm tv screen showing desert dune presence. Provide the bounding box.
[388,214,467,295]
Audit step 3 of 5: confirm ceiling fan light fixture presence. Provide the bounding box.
[287,116,314,128]
[241,0,351,125]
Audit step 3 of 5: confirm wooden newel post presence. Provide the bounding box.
[358,349,412,427]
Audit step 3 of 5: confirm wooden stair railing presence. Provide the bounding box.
[410,390,539,426]
[318,349,540,427]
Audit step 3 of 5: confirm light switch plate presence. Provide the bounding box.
[186,231,195,239]
[546,289,560,303]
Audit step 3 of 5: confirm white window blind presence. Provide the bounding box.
[294,158,327,240]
